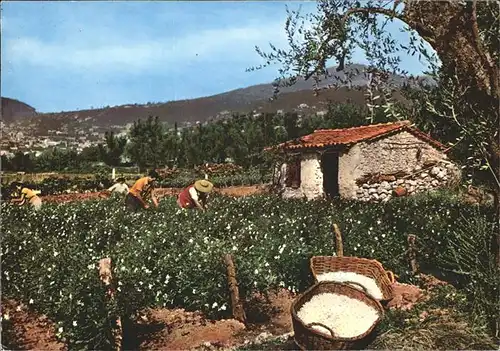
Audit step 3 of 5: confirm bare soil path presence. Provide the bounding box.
[40,185,268,204]
[1,299,64,351]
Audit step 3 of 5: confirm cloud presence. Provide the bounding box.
[3,20,288,75]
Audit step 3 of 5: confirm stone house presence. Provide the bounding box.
[266,121,461,202]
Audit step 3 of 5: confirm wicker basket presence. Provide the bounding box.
[310,256,394,302]
[291,281,384,350]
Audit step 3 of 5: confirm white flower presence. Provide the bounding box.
[87,264,94,270]
[58,326,63,333]
[254,269,259,274]
[73,321,77,327]
[29,299,34,304]
[3,313,9,321]
[212,302,218,309]
[189,238,194,244]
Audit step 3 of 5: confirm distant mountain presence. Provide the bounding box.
[7,64,432,130]
[1,97,38,123]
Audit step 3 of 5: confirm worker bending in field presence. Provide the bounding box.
[10,182,42,211]
[108,177,129,198]
[125,170,159,211]
[177,179,214,212]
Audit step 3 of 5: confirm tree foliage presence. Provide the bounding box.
[98,131,127,167]
[126,116,165,170]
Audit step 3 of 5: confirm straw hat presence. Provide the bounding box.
[194,179,214,193]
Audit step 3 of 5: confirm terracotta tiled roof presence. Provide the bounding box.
[266,120,447,151]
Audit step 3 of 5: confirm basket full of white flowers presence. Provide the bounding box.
[291,281,384,350]
[310,256,395,303]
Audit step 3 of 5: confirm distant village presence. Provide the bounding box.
[0,120,131,158]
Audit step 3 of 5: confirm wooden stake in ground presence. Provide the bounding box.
[407,234,419,274]
[333,223,344,257]
[223,254,246,324]
[98,258,123,351]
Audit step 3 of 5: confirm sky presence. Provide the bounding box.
[1,1,433,113]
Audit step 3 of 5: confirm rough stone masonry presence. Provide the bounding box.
[355,161,460,202]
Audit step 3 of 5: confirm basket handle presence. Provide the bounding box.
[386,270,395,283]
[344,280,368,294]
[305,322,337,338]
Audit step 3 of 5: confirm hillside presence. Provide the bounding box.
[1,97,38,123]
[6,64,431,130]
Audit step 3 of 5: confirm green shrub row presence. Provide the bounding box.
[1,191,497,349]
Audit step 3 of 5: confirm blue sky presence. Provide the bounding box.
[1,1,432,113]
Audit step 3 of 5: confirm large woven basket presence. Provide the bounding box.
[310,256,394,302]
[291,281,384,350]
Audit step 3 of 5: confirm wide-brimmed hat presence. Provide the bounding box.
[194,179,214,193]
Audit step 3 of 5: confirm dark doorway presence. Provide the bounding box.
[322,152,340,199]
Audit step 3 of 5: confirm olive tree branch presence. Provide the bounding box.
[304,6,405,81]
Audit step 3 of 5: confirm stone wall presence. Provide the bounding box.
[355,160,461,202]
[300,153,324,200]
[281,152,323,200]
[339,131,452,199]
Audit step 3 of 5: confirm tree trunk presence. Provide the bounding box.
[404,1,499,102]
[223,254,246,324]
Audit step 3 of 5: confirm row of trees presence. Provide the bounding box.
[124,103,387,169]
